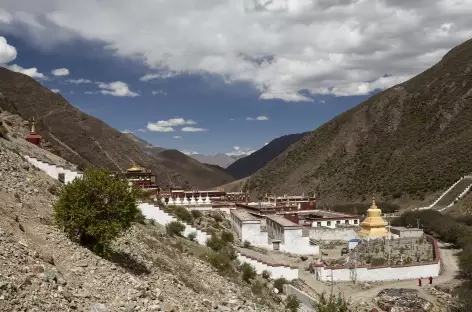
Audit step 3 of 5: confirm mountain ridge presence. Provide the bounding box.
[246,38,472,208]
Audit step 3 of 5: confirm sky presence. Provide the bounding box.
[1,0,472,156]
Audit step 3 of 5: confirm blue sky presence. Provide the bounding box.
[1,1,471,155]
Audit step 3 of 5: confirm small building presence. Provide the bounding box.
[348,238,361,250]
[390,227,423,238]
[123,164,158,190]
[301,211,360,228]
[25,118,42,146]
[230,209,265,245]
[264,193,316,206]
[266,215,319,255]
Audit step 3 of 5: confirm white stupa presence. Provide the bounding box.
[175,197,182,205]
[183,197,190,205]
[197,195,204,204]
[190,196,196,205]
[168,197,175,205]
[161,197,166,205]
[204,195,211,204]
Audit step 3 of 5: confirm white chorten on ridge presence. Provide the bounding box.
[204,195,211,204]
[197,195,203,204]
[175,197,182,205]
[183,197,190,205]
[190,196,196,204]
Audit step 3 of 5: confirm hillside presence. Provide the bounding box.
[227,132,309,179]
[153,149,235,190]
[0,68,230,189]
[190,153,243,168]
[0,117,282,312]
[246,38,472,208]
[124,133,234,189]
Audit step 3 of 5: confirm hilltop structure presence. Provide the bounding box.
[358,197,389,238]
[25,118,42,146]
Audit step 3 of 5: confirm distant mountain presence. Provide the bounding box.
[0,67,232,190]
[226,132,309,179]
[246,38,472,207]
[189,153,244,168]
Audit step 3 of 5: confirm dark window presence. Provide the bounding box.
[317,222,321,227]
[336,220,341,224]
[354,220,358,224]
[345,220,349,224]
[327,221,331,226]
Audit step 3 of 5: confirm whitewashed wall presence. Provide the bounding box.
[24,156,83,184]
[280,229,319,255]
[242,223,268,247]
[309,227,359,241]
[310,218,359,228]
[237,254,298,280]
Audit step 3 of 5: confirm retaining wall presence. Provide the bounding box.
[24,155,83,184]
[236,253,298,280]
[309,227,358,241]
[283,284,317,312]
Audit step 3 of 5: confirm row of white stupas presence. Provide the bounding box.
[161,195,211,206]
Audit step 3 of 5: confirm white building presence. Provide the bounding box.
[230,209,268,246]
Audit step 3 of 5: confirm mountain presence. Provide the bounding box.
[246,38,472,207]
[226,132,309,179]
[189,153,244,168]
[123,133,235,189]
[0,67,232,189]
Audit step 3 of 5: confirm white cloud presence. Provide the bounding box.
[51,88,60,93]
[146,124,174,132]
[5,63,46,78]
[181,126,207,132]
[51,67,69,76]
[97,81,139,97]
[0,36,46,78]
[2,1,472,99]
[122,129,133,133]
[181,150,198,155]
[66,78,93,84]
[246,115,269,121]
[0,36,16,63]
[173,135,182,139]
[225,146,256,157]
[151,90,167,95]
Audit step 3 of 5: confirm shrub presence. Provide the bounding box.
[315,292,350,312]
[207,251,233,273]
[243,240,251,248]
[221,231,234,243]
[191,210,202,219]
[188,231,197,242]
[166,221,186,237]
[251,279,264,295]
[273,278,287,293]
[172,206,193,224]
[285,295,300,312]
[300,255,308,261]
[241,262,256,282]
[261,270,271,279]
[212,213,224,223]
[0,122,9,140]
[53,168,141,255]
[206,233,225,252]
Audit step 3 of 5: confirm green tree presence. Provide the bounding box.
[53,168,141,255]
[166,221,186,237]
[241,262,256,282]
[285,295,300,312]
[315,292,350,312]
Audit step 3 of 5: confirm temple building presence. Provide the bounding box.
[25,118,42,146]
[123,164,158,189]
[357,197,389,238]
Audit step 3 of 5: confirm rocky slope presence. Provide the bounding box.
[227,132,308,180]
[0,68,232,189]
[0,116,283,312]
[190,153,244,168]
[124,133,235,189]
[246,38,472,208]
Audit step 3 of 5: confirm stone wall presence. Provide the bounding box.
[24,155,83,184]
[309,227,358,241]
[311,236,440,282]
[237,253,298,281]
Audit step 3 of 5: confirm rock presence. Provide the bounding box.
[90,303,108,312]
[202,298,212,309]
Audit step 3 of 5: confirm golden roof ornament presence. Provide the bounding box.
[30,117,36,134]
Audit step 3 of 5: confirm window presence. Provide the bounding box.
[317,222,321,227]
[345,220,349,224]
[354,220,358,224]
[336,220,341,224]
[327,221,331,226]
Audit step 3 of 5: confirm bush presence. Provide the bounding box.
[207,251,233,273]
[262,270,271,279]
[273,278,287,293]
[212,213,224,222]
[243,240,251,248]
[206,233,225,252]
[315,292,350,312]
[221,231,234,244]
[300,255,308,261]
[241,262,256,282]
[285,295,300,312]
[188,231,197,242]
[191,210,202,219]
[172,206,193,224]
[53,168,141,256]
[251,279,264,295]
[166,221,186,237]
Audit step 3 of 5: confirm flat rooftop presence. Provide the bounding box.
[266,215,301,228]
[304,210,359,219]
[391,226,423,232]
[231,209,260,222]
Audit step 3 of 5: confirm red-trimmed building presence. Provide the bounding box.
[25,118,42,146]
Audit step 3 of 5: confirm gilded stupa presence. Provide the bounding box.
[358,196,389,237]
[127,163,142,173]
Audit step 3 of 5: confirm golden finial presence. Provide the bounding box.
[371,194,378,209]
